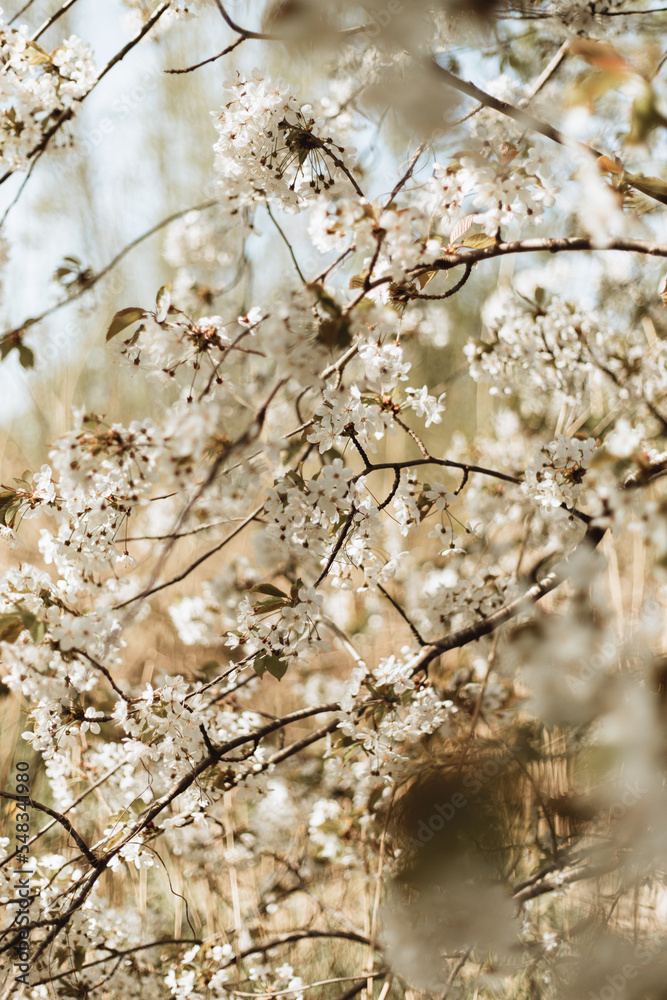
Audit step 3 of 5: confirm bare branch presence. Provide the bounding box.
[32,0,82,41]
[0,791,96,865]
[406,238,667,284]
[166,35,245,74]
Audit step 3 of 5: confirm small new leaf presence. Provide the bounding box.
[624,172,667,207]
[155,285,172,324]
[449,214,476,244]
[349,271,368,290]
[106,308,146,342]
[250,583,289,598]
[254,652,289,681]
[18,344,34,370]
[460,233,498,250]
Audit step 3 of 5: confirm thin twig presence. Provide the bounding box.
[0,792,96,866]
[74,648,126,699]
[166,36,245,73]
[8,0,39,25]
[32,0,81,40]
[377,583,427,646]
[519,40,569,105]
[113,503,264,609]
[0,199,218,347]
[266,203,306,283]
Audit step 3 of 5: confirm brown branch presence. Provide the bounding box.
[0,762,125,870]
[166,36,245,73]
[377,583,427,646]
[383,142,427,210]
[74,648,126,699]
[411,237,667,276]
[359,456,520,487]
[314,511,355,587]
[0,792,96,865]
[32,0,81,40]
[520,40,569,105]
[260,718,341,771]
[8,0,39,24]
[406,261,473,300]
[219,929,374,968]
[31,930,374,987]
[112,503,264,609]
[434,62,600,158]
[30,939,203,986]
[213,1,368,41]
[406,521,605,676]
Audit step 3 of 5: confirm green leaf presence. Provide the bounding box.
[449,214,476,244]
[106,308,145,342]
[250,583,288,598]
[73,946,87,972]
[460,233,498,250]
[3,501,21,528]
[0,490,18,527]
[254,652,289,680]
[415,269,437,291]
[28,617,46,644]
[626,85,667,145]
[308,283,342,317]
[349,271,368,290]
[253,598,288,613]
[0,612,25,644]
[264,653,289,680]
[316,316,352,350]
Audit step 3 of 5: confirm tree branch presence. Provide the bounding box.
[406,521,605,675]
[0,199,217,351]
[0,791,96,865]
[409,237,667,279]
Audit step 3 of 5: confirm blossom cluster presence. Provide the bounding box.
[0,16,96,171]
[1,3,667,996]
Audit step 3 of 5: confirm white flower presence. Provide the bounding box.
[238,306,263,329]
[605,419,642,459]
[425,482,456,511]
[405,386,446,426]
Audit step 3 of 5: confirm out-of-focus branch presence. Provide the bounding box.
[434,62,601,157]
[0,198,217,352]
[32,0,82,41]
[434,63,667,208]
